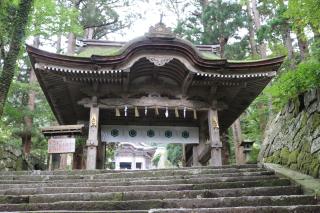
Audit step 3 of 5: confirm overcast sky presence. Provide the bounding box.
[108,1,179,41]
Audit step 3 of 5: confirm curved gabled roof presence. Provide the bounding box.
[26,23,284,130]
[27,23,284,75]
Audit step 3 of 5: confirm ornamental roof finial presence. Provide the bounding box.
[146,21,176,39]
[160,12,164,24]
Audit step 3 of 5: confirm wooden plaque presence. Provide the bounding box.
[48,138,76,154]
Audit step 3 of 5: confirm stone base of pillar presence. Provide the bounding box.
[210,147,222,166]
[86,145,97,170]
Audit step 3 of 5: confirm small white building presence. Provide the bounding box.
[114,142,156,170]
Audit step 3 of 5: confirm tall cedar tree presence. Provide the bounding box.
[0,0,34,118]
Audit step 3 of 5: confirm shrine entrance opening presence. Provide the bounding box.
[28,23,284,170]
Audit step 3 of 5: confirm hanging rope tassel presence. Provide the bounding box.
[165,107,169,118]
[145,107,147,116]
[135,106,139,117]
[125,105,128,117]
[115,107,120,117]
[175,107,179,118]
[183,107,186,118]
[193,109,197,120]
[155,107,159,116]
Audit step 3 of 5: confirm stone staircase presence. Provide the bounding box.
[0,165,319,212]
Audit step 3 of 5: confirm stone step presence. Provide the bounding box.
[18,211,148,213]
[0,195,318,211]
[12,205,320,213]
[149,205,320,213]
[0,170,275,184]
[0,179,293,196]
[0,177,289,190]
[0,164,259,176]
[0,185,301,204]
[0,168,266,181]
[0,172,277,185]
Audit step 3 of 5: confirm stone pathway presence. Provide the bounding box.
[263,163,320,195]
[0,165,319,212]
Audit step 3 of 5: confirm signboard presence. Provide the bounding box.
[48,138,76,154]
[101,125,199,144]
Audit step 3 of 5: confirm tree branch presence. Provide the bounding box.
[83,17,119,29]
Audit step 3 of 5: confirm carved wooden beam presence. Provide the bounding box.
[78,97,211,110]
[182,73,194,95]
[122,72,130,92]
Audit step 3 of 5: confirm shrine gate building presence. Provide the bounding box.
[27,23,284,170]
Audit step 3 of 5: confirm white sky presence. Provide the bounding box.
[108,1,179,41]
[27,0,248,52]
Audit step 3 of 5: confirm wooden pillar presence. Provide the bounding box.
[231,119,246,165]
[208,109,222,166]
[48,154,52,171]
[96,140,105,169]
[192,145,201,167]
[182,144,186,167]
[221,131,230,165]
[86,105,99,170]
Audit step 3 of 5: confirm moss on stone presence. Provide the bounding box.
[272,150,281,164]
[310,158,320,178]
[299,153,314,175]
[77,47,122,57]
[287,150,299,166]
[297,151,306,169]
[290,163,298,170]
[200,52,220,60]
[112,192,124,201]
[265,156,274,163]
[311,113,320,130]
[301,111,308,126]
[302,141,311,152]
[280,148,290,165]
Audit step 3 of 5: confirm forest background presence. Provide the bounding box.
[0,0,319,168]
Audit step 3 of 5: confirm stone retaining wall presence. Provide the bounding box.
[0,144,24,171]
[260,88,320,178]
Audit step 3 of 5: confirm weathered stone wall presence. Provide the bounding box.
[0,144,24,171]
[0,143,46,171]
[260,88,320,178]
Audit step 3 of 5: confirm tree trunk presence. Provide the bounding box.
[231,118,245,165]
[296,28,308,60]
[22,36,39,159]
[282,27,295,69]
[0,0,34,118]
[251,0,267,58]
[56,34,62,54]
[84,28,94,40]
[219,37,228,58]
[67,32,76,55]
[246,0,258,58]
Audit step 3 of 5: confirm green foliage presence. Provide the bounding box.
[175,0,245,47]
[202,0,245,45]
[267,59,320,109]
[166,144,182,167]
[105,143,118,169]
[247,143,260,164]
[78,0,142,39]
[286,0,320,31]
[152,154,161,167]
[29,0,82,37]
